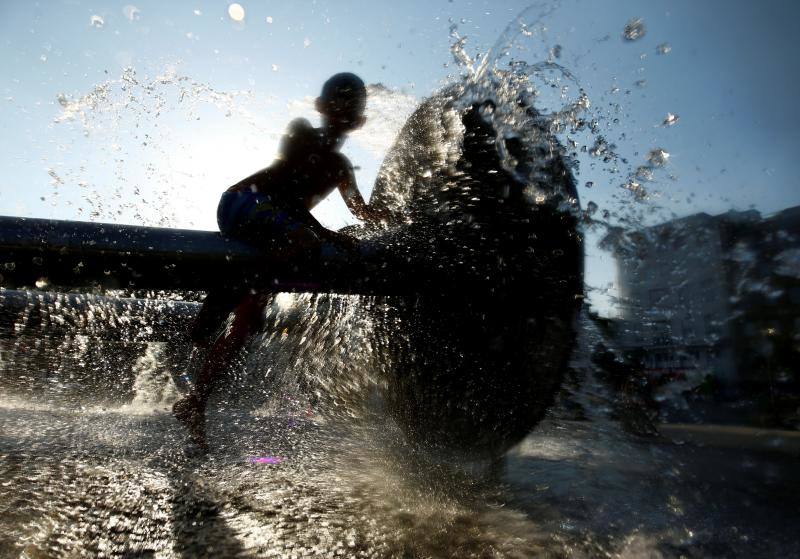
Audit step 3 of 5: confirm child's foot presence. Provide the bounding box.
[173,394,209,452]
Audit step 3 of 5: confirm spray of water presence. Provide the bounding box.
[5,2,629,445]
[0,6,725,558]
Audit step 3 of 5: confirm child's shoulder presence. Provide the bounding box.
[279,118,319,158]
[286,117,317,138]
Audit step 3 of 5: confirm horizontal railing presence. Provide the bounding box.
[0,215,403,295]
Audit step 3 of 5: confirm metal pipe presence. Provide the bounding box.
[0,215,401,294]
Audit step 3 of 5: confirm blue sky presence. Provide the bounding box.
[2,0,799,313]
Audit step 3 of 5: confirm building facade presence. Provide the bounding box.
[603,206,800,387]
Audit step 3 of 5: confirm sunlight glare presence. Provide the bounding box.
[228,3,245,22]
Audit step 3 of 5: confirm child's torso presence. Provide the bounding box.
[228,119,351,210]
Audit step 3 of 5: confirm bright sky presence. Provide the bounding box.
[2,0,799,314]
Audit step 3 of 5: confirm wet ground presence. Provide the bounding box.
[1,398,798,558]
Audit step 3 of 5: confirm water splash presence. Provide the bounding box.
[647,148,670,167]
[122,5,141,22]
[123,343,181,414]
[656,42,672,55]
[441,3,671,237]
[662,112,680,127]
[51,66,267,228]
[623,18,646,42]
[3,5,795,557]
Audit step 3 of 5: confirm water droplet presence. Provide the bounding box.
[303,37,311,48]
[35,278,49,289]
[635,165,654,181]
[623,18,646,42]
[586,201,598,215]
[39,54,47,62]
[122,5,140,21]
[47,169,64,185]
[656,42,672,55]
[662,112,679,127]
[647,148,670,167]
[271,64,279,71]
[585,181,594,189]
[90,14,105,29]
[266,16,273,24]
[228,3,245,22]
[193,8,202,16]
[623,179,647,200]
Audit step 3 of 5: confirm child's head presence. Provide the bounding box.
[316,73,367,134]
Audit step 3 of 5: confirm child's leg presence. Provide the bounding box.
[190,288,247,348]
[193,291,264,403]
[173,292,266,448]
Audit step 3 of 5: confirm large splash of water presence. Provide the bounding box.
[2,4,632,443]
[5,6,797,559]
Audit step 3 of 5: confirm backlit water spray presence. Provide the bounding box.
[1,5,791,558]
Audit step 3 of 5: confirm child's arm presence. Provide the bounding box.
[338,167,393,224]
